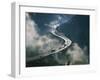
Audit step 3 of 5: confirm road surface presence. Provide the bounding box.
[26,29,72,62]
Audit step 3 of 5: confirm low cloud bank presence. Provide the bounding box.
[26,13,63,58]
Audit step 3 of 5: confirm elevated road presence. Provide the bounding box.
[27,30,72,62]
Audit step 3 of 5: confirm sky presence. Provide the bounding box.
[28,12,89,49]
[26,12,90,67]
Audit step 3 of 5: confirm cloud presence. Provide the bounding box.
[26,13,64,60]
[26,13,39,47]
[44,19,60,29]
[26,13,89,65]
[45,15,74,30]
[65,43,89,65]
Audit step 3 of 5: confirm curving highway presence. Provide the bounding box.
[50,30,72,53]
[26,29,72,62]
